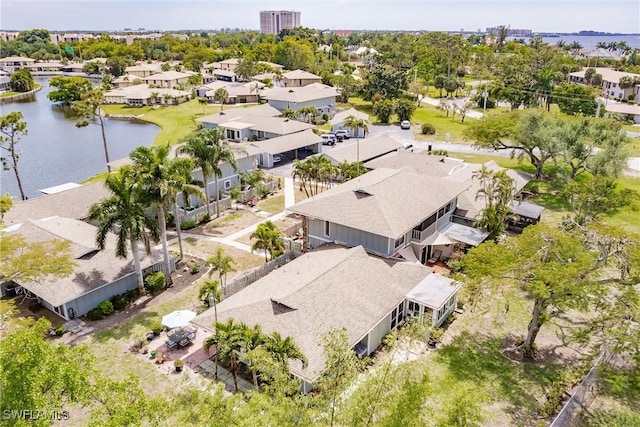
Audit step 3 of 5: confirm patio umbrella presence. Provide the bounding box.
[162,310,197,329]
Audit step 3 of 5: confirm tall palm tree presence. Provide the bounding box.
[296,105,318,123]
[206,246,236,287]
[89,166,160,294]
[199,127,237,218]
[280,109,297,119]
[342,115,369,174]
[473,166,516,241]
[199,279,223,379]
[213,88,229,111]
[212,319,243,391]
[238,323,266,386]
[178,130,216,217]
[292,159,312,197]
[129,144,201,284]
[250,221,284,262]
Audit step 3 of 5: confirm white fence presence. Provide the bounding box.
[237,180,280,203]
[176,196,231,223]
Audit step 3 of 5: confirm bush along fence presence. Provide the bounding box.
[222,250,302,298]
[237,180,280,203]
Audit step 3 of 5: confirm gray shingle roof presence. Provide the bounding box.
[256,129,323,154]
[192,245,434,382]
[324,134,400,164]
[289,168,470,238]
[261,83,338,103]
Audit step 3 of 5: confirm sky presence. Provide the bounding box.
[1,0,639,33]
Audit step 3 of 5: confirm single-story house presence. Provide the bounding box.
[103,84,191,105]
[261,83,338,117]
[112,74,146,88]
[212,69,238,82]
[61,63,86,73]
[24,61,64,73]
[330,108,369,138]
[288,167,488,263]
[322,134,400,164]
[142,71,193,89]
[604,102,640,124]
[196,81,264,104]
[191,245,460,392]
[282,69,322,87]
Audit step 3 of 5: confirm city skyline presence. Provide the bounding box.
[1,0,639,34]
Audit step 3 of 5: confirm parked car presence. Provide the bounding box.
[321,134,337,145]
[273,154,282,163]
[326,132,343,142]
[334,129,350,139]
[400,120,411,130]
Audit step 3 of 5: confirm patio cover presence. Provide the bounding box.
[162,310,197,329]
[421,231,456,246]
[405,274,461,310]
[440,222,489,247]
[509,200,544,220]
[397,245,421,264]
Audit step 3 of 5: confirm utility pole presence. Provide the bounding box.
[482,90,488,116]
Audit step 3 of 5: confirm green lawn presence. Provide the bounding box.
[101,100,227,145]
[257,194,285,214]
[0,83,42,98]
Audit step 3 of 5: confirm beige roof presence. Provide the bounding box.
[324,134,400,164]
[142,71,192,81]
[197,104,281,125]
[331,108,369,124]
[213,69,236,77]
[365,152,532,220]
[113,74,143,83]
[256,129,323,154]
[605,102,640,115]
[246,116,311,135]
[0,56,36,62]
[192,245,434,382]
[262,83,339,103]
[105,84,189,100]
[124,63,162,73]
[569,67,640,84]
[289,168,470,239]
[283,69,322,80]
[3,182,110,225]
[7,217,162,306]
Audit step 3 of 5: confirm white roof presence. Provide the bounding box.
[142,71,192,81]
[569,67,640,84]
[439,222,489,246]
[261,83,339,103]
[331,108,369,124]
[39,182,82,195]
[405,274,460,309]
[283,69,322,80]
[605,102,640,115]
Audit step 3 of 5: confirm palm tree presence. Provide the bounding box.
[595,41,607,50]
[89,166,160,294]
[178,130,216,217]
[296,105,318,123]
[473,166,516,241]
[213,88,229,111]
[199,279,223,378]
[129,144,202,284]
[280,109,297,119]
[201,127,237,218]
[250,221,285,262]
[342,115,369,174]
[213,319,243,391]
[265,331,307,370]
[292,159,312,197]
[206,246,236,287]
[238,323,266,386]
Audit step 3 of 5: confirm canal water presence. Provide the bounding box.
[0,77,158,199]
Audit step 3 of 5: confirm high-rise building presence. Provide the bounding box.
[259,10,301,35]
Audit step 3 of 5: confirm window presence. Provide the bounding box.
[438,207,446,218]
[394,235,405,248]
[324,220,330,237]
[445,202,452,212]
[390,302,405,329]
[417,213,437,231]
[54,305,66,317]
[407,301,421,317]
[224,180,231,189]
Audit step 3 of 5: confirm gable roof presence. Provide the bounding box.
[289,168,470,239]
[261,83,339,103]
[569,67,640,84]
[256,129,323,154]
[283,69,322,80]
[323,134,400,164]
[197,104,281,126]
[192,245,434,382]
[331,108,369,124]
[142,71,192,81]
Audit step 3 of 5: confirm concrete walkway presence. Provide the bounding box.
[284,177,295,208]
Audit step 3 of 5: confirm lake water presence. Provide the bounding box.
[0,78,158,199]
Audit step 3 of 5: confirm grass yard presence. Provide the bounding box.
[256,194,284,213]
[101,100,229,145]
[0,83,42,98]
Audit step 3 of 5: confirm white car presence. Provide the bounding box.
[334,129,350,139]
[321,134,337,145]
[400,120,411,130]
[273,155,282,163]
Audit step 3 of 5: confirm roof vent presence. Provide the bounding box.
[288,89,294,93]
[219,111,225,115]
[439,158,445,163]
[354,188,373,197]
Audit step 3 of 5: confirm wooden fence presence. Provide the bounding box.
[222,250,302,298]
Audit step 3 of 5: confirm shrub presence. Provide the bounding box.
[150,320,164,335]
[198,213,211,224]
[322,113,329,121]
[97,300,114,317]
[124,288,140,302]
[87,308,104,321]
[54,325,65,336]
[144,271,166,294]
[180,220,197,230]
[110,294,128,311]
[174,359,184,368]
[189,263,201,274]
[421,123,436,135]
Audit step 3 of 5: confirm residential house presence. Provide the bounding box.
[330,108,370,138]
[197,104,322,167]
[1,182,168,321]
[569,67,640,101]
[0,56,36,71]
[195,81,264,104]
[261,83,339,117]
[24,61,64,73]
[603,101,640,124]
[124,63,163,78]
[60,62,86,74]
[112,74,146,88]
[322,134,401,164]
[288,167,488,263]
[192,245,461,392]
[142,71,193,89]
[103,84,191,105]
[282,69,323,87]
